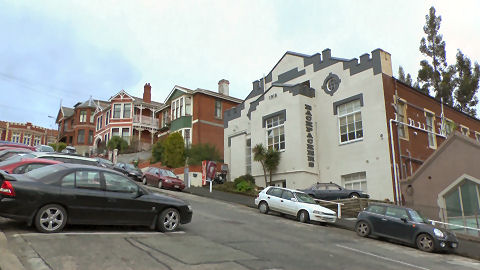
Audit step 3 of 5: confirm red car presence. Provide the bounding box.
[142,167,185,191]
[0,158,61,174]
[0,143,36,151]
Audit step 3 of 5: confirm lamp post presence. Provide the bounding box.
[47,115,59,146]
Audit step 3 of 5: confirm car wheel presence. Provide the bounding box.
[349,193,360,198]
[355,221,371,237]
[158,180,163,189]
[298,210,310,223]
[258,201,269,214]
[416,233,435,252]
[157,208,180,232]
[142,177,147,185]
[35,204,67,233]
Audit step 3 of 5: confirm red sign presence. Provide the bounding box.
[202,160,217,185]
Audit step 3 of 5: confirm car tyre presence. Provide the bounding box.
[142,177,147,185]
[158,180,163,189]
[416,233,435,252]
[157,208,180,232]
[298,210,310,223]
[355,221,371,237]
[258,201,269,214]
[35,204,67,233]
[349,193,360,198]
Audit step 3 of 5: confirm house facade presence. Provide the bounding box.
[158,80,242,154]
[0,121,57,146]
[224,48,480,201]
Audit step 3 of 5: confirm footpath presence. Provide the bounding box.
[184,186,480,261]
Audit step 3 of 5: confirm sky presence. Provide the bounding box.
[0,0,479,130]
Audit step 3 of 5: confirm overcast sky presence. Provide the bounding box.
[1,0,479,129]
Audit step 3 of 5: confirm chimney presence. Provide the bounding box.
[218,79,229,96]
[143,83,151,103]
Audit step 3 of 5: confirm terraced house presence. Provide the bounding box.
[224,48,480,202]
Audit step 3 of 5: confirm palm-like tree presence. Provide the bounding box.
[253,144,281,187]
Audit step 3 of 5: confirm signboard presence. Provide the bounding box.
[202,160,217,185]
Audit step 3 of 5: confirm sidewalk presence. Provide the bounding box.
[184,186,480,261]
[0,230,25,270]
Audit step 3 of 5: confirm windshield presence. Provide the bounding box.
[25,164,64,180]
[125,164,137,170]
[161,169,177,178]
[98,158,114,165]
[408,209,427,223]
[295,192,317,204]
[0,154,35,167]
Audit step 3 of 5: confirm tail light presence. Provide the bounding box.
[0,180,15,197]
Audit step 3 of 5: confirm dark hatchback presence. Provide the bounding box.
[301,182,369,200]
[113,162,143,181]
[356,204,458,252]
[0,164,192,233]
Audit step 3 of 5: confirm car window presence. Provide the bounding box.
[385,207,408,219]
[24,163,47,173]
[315,184,327,190]
[281,190,294,200]
[327,184,341,190]
[25,164,64,181]
[61,172,75,188]
[367,205,386,215]
[295,192,316,204]
[12,164,27,174]
[266,187,283,197]
[75,171,102,190]
[104,172,138,193]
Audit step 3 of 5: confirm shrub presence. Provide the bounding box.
[151,139,165,163]
[49,142,67,152]
[185,143,222,165]
[236,180,253,192]
[233,174,255,186]
[162,132,185,168]
[107,136,128,152]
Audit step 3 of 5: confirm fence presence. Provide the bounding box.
[316,198,391,218]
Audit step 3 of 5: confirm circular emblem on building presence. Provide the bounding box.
[322,73,341,96]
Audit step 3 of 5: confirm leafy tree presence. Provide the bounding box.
[253,144,281,187]
[151,139,165,163]
[417,6,453,104]
[107,136,128,152]
[454,50,480,117]
[253,144,268,187]
[185,143,221,165]
[162,132,185,168]
[398,66,413,86]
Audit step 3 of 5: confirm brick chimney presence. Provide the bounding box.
[143,83,151,103]
[218,79,229,96]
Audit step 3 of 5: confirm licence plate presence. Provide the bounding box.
[451,243,458,248]
[174,185,179,188]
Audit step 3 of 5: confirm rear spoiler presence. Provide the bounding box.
[0,170,17,181]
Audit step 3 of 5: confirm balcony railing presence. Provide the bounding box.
[133,115,159,128]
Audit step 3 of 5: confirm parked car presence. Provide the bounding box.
[113,162,143,181]
[355,204,458,252]
[0,142,36,151]
[0,163,193,233]
[61,146,76,154]
[95,157,114,169]
[0,153,36,168]
[255,186,337,224]
[31,152,99,166]
[300,182,369,200]
[142,167,185,191]
[35,145,55,152]
[0,148,33,162]
[0,158,61,174]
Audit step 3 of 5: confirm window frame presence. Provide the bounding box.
[77,129,85,144]
[113,104,122,119]
[264,114,286,151]
[214,100,222,119]
[424,110,437,149]
[396,99,408,140]
[337,99,363,144]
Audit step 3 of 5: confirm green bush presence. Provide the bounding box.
[236,180,254,192]
[233,174,255,186]
[107,136,128,152]
[49,142,67,152]
[185,143,222,165]
[151,139,165,163]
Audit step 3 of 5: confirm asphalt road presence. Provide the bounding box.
[1,187,479,270]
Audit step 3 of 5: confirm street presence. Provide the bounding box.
[1,187,479,270]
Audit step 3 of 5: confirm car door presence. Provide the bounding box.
[326,184,344,200]
[59,170,108,224]
[265,187,283,211]
[383,207,415,242]
[313,184,328,200]
[102,172,155,225]
[279,190,298,215]
[365,205,387,235]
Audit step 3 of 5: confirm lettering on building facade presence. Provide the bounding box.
[305,104,315,167]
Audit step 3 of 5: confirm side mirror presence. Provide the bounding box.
[401,217,408,223]
[291,198,298,202]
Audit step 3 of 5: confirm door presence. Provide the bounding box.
[313,184,329,200]
[59,170,108,224]
[384,207,414,241]
[326,184,343,200]
[265,188,283,211]
[103,172,155,225]
[365,205,387,235]
[279,190,298,215]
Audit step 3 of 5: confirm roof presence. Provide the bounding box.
[164,85,242,104]
[62,107,74,118]
[131,95,163,107]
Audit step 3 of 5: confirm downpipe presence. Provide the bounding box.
[389,119,401,205]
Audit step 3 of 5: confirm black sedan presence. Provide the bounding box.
[355,204,458,252]
[301,182,369,200]
[113,162,143,181]
[0,164,192,233]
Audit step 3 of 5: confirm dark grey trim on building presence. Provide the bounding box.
[227,131,247,147]
[265,73,272,84]
[262,109,286,128]
[247,95,264,119]
[321,73,341,96]
[274,68,306,84]
[224,102,245,128]
[280,82,315,98]
[245,80,265,100]
[342,49,383,76]
[332,93,364,115]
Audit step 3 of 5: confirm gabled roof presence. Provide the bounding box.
[164,85,193,103]
[163,85,242,104]
[108,90,135,102]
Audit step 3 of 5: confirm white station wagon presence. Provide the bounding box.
[255,186,337,224]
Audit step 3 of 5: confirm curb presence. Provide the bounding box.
[0,230,25,270]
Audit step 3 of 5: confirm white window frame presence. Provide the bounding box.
[121,128,130,142]
[246,138,252,175]
[34,136,41,146]
[397,100,408,140]
[79,110,87,122]
[105,110,111,125]
[178,128,192,147]
[11,132,20,143]
[171,96,191,121]
[214,100,222,119]
[342,172,367,193]
[337,99,363,144]
[111,128,120,138]
[123,103,132,119]
[460,125,470,136]
[113,104,122,119]
[265,115,285,151]
[23,134,31,145]
[425,110,437,149]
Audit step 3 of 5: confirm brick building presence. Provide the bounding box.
[0,121,58,146]
[157,80,242,154]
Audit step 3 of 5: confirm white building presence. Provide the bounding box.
[224,48,395,200]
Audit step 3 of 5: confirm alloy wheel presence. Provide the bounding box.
[35,204,67,233]
[158,208,180,232]
[356,221,370,237]
[417,234,434,252]
[259,202,269,214]
[158,180,163,189]
[298,211,309,223]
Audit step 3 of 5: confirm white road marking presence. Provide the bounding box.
[13,230,185,237]
[336,244,431,270]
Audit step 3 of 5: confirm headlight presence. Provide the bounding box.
[187,205,192,211]
[434,228,445,238]
[165,179,172,183]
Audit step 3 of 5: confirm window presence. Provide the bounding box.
[105,110,110,125]
[97,115,103,131]
[24,163,47,173]
[246,139,251,175]
[265,114,285,151]
[162,111,169,127]
[266,187,283,197]
[185,97,192,115]
[63,121,68,132]
[88,130,93,144]
[183,128,191,148]
[397,101,408,139]
[425,112,436,148]
[112,128,120,137]
[445,119,455,136]
[214,100,222,119]
[113,104,121,119]
[367,205,385,215]
[281,190,294,200]
[342,172,367,193]
[90,112,94,123]
[23,134,31,145]
[123,103,131,118]
[77,130,85,144]
[104,172,138,193]
[385,207,408,219]
[122,128,130,142]
[179,97,183,117]
[79,110,87,122]
[34,136,41,146]
[75,171,101,190]
[171,100,177,120]
[461,126,470,136]
[61,173,75,188]
[337,99,363,143]
[11,132,20,143]
[176,100,180,118]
